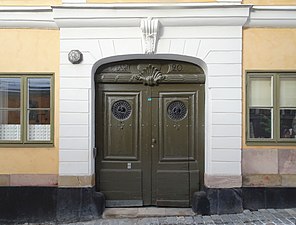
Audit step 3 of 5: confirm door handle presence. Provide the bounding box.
[152,138,157,144]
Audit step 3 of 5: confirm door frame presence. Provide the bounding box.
[93,55,207,206]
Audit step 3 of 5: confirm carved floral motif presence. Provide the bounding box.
[133,64,166,86]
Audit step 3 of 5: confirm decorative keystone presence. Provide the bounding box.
[140,17,159,54]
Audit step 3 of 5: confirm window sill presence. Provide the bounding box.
[0,143,54,148]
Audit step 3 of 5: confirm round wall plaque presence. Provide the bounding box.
[68,50,83,64]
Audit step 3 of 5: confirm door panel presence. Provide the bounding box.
[100,169,142,201]
[151,85,202,207]
[96,84,150,207]
[103,92,139,160]
[156,170,189,207]
[159,93,195,161]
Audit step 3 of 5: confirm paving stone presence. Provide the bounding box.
[221,214,232,223]
[159,216,183,225]
[118,219,138,225]
[137,217,159,225]
[182,216,195,225]
[193,215,204,224]
[267,209,277,213]
[287,217,296,223]
[284,208,296,216]
[237,213,251,223]
[97,219,120,225]
[276,217,294,224]
[211,214,223,224]
[177,216,192,225]
[243,209,252,214]
[25,207,296,225]
[202,215,214,224]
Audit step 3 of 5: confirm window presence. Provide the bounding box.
[247,72,296,144]
[0,75,53,145]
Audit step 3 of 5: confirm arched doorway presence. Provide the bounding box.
[95,59,205,207]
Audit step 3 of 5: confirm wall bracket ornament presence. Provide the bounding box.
[140,17,159,54]
[133,64,166,86]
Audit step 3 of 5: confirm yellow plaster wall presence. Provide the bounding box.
[87,0,216,3]
[0,0,61,5]
[243,0,296,5]
[242,28,296,149]
[0,29,59,174]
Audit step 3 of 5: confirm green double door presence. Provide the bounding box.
[96,82,204,207]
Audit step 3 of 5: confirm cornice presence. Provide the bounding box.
[0,6,57,29]
[52,3,251,27]
[0,4,295,29]
[246,6,296,28]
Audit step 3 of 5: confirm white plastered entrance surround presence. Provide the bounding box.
[1,2,296,189]
[54,3,250,188]
[51,3,296,188]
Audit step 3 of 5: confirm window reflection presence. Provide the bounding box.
[249,109,272,139]
[0,78,21,141]
[28,78,50,109]
[280,109,296,139]
[0,78,21,109]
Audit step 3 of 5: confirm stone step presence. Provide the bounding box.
[102,207,195,219]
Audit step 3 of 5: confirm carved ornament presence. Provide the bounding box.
[140,17,159,54]
[133,64,166,86]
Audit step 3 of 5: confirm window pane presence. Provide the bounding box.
[0,78,21,108]
[28,110,50,141]
[0,110,21,140]
[28,78,50,108]
[280,109,296,139]
[249,108,272,139]
[280,77,296,107]
[249,77,272,107]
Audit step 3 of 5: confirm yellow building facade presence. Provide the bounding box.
[0,0,296,223]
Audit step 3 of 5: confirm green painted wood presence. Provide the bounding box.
[151,84,204,207]
[95,60,205,207]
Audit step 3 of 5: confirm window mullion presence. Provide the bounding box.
[50,76,54,144]
[274,74,279,142]
[23,76,28,143]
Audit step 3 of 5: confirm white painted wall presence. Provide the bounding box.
[59,25,243,180]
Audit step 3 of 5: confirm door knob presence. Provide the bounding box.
[152,138,157,143]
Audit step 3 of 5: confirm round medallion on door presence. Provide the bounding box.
[167,100,187,121]
[111,100,132,121]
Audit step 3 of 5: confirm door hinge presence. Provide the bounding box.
[93,147,97,158]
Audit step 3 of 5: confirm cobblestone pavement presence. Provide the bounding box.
[60,209,296,225]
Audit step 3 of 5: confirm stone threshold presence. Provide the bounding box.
[102,207,195,219]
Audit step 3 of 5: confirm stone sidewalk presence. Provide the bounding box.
[59,208,296,225]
